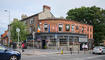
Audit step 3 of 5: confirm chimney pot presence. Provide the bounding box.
[43,5,51,11]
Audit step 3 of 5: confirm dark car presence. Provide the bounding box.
[0,45,21,60]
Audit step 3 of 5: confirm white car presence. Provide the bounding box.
[93,46,105,54]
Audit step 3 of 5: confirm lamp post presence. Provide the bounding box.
[4,10,10,47]
[16,28,20,48]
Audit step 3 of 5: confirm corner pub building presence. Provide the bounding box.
[36,19,93,50]
[20,5,93,51]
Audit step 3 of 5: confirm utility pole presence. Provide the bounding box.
[4,10,11,47]
[33,31,35,48]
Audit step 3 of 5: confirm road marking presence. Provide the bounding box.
[86,55,105,59]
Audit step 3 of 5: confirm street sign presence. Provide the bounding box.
[16,28,20,32]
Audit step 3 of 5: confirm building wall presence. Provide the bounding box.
[38,5,55,20]
[22,15,39,34]
[21,5,55,34]
[38,11,54,20]
[38,19,93,39]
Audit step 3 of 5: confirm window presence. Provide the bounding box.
[74,37,79,42]
[59,37,67,46]
[82,27,84,32]
[44,24,48,31]
[69,36,73,42]
[59,24,63,32]
[90,34,93,39]
[87,27,89,31]
[76,26,79,30]
[29,26,33,33]
[50,36,56,46]
[90,28,92,32]
[71,25,74,32]
[30,18,34,24]
[24,21,26,25]
[66,24,70,31]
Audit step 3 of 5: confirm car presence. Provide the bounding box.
[0,45,21,60]
[93,46,105,54]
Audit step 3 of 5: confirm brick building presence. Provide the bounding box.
[36,19,93,50]
[19,5,93,50]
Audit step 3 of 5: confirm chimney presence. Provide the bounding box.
[43,5,51,12]
[21,14,27,19]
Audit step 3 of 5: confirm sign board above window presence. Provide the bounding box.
[79,37,88,42]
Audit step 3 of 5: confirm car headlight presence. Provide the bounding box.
[15,51,21,54]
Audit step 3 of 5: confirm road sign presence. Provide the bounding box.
[16,28,20,32]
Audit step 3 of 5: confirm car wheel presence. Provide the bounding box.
[92,52,95,54]
[10,55,17,60]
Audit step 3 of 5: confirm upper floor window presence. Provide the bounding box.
[76,26,79,30]
[29,26,33,33]
[59,24,63,32]
[24,21,26,25]
[44,24,48,31]
[82,27,84,32]
[90,27,92,32]
[87,27,89,31]
[30,18,34,24]
[71,25,74,32]
[66,24,70,31]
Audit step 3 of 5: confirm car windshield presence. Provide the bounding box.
[0,46,6,50]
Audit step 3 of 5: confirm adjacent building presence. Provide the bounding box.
[1,31,8,45]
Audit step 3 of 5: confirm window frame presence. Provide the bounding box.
[65,24,70,31]
[44,23,48,32]
[71,24,74,32]
[58,24,63,32]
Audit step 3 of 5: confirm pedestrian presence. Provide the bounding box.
[85,44,88,51]
[22,43,25,52]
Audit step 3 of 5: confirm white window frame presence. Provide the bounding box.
[58,24,63,32]
[71,24,74,32]
[44,23,48,32]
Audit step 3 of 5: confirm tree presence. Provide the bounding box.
[66,6,105,45]
[10,18,28,42]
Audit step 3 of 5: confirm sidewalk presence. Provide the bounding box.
[16,48,93,56]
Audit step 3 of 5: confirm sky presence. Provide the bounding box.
[0,0,105,35]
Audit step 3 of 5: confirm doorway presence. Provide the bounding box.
[42,40,46,49]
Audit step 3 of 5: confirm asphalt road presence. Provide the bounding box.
[21,54,105,60]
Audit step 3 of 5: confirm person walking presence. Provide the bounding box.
[22,42,25,52]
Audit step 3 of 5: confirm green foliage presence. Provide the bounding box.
[10,18,28,42]
[66,6,105,45]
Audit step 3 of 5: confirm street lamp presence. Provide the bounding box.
[16,28,20,48]
[4,10,11,47]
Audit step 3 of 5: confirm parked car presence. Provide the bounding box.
[93,46,105,54]
[0,45,21,60]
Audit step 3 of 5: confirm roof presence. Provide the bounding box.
[20,13,39,21]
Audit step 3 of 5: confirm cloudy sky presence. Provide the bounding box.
[0,0,105,35]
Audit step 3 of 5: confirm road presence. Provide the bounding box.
[21,54,105,60]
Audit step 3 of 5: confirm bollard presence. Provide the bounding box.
[61,49,63,54]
